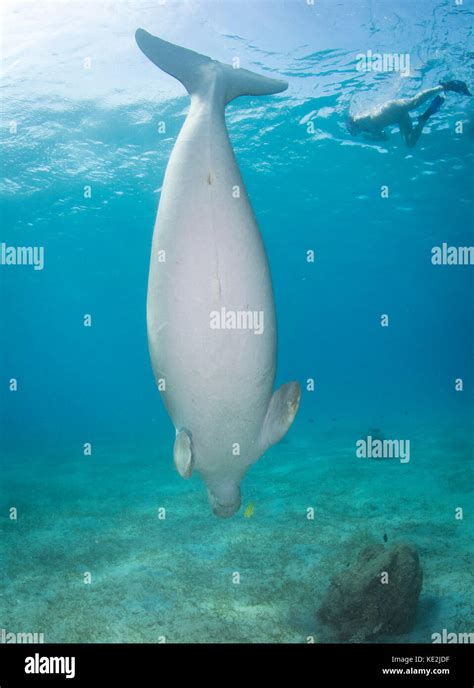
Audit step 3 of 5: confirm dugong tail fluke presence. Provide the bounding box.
[137,28,300,518]
[135,28,288,103]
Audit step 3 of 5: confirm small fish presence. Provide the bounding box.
[383,533,388,543]
[243,503,255,518]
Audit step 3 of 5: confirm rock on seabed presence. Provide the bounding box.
[317,543,423,641]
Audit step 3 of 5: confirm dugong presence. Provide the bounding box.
[136,29,301,517]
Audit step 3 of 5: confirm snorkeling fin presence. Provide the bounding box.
[440,80,471,96]
[418,95,445,124]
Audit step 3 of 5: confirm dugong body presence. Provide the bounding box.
[136,29,300,517]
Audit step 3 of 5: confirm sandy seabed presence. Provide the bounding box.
[2,417,473,644]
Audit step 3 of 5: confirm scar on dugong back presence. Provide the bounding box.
[136,28,301,517]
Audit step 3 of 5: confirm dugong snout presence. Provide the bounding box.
[207,481,241,519]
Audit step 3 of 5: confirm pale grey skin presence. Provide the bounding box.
[349,86,444,147]
[136,30,301,517]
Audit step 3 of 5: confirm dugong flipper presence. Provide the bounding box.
[136,29,301,518]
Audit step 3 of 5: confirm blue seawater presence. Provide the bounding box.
[1,0,473,643]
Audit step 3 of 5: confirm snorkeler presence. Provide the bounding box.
[347,80,471,148]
